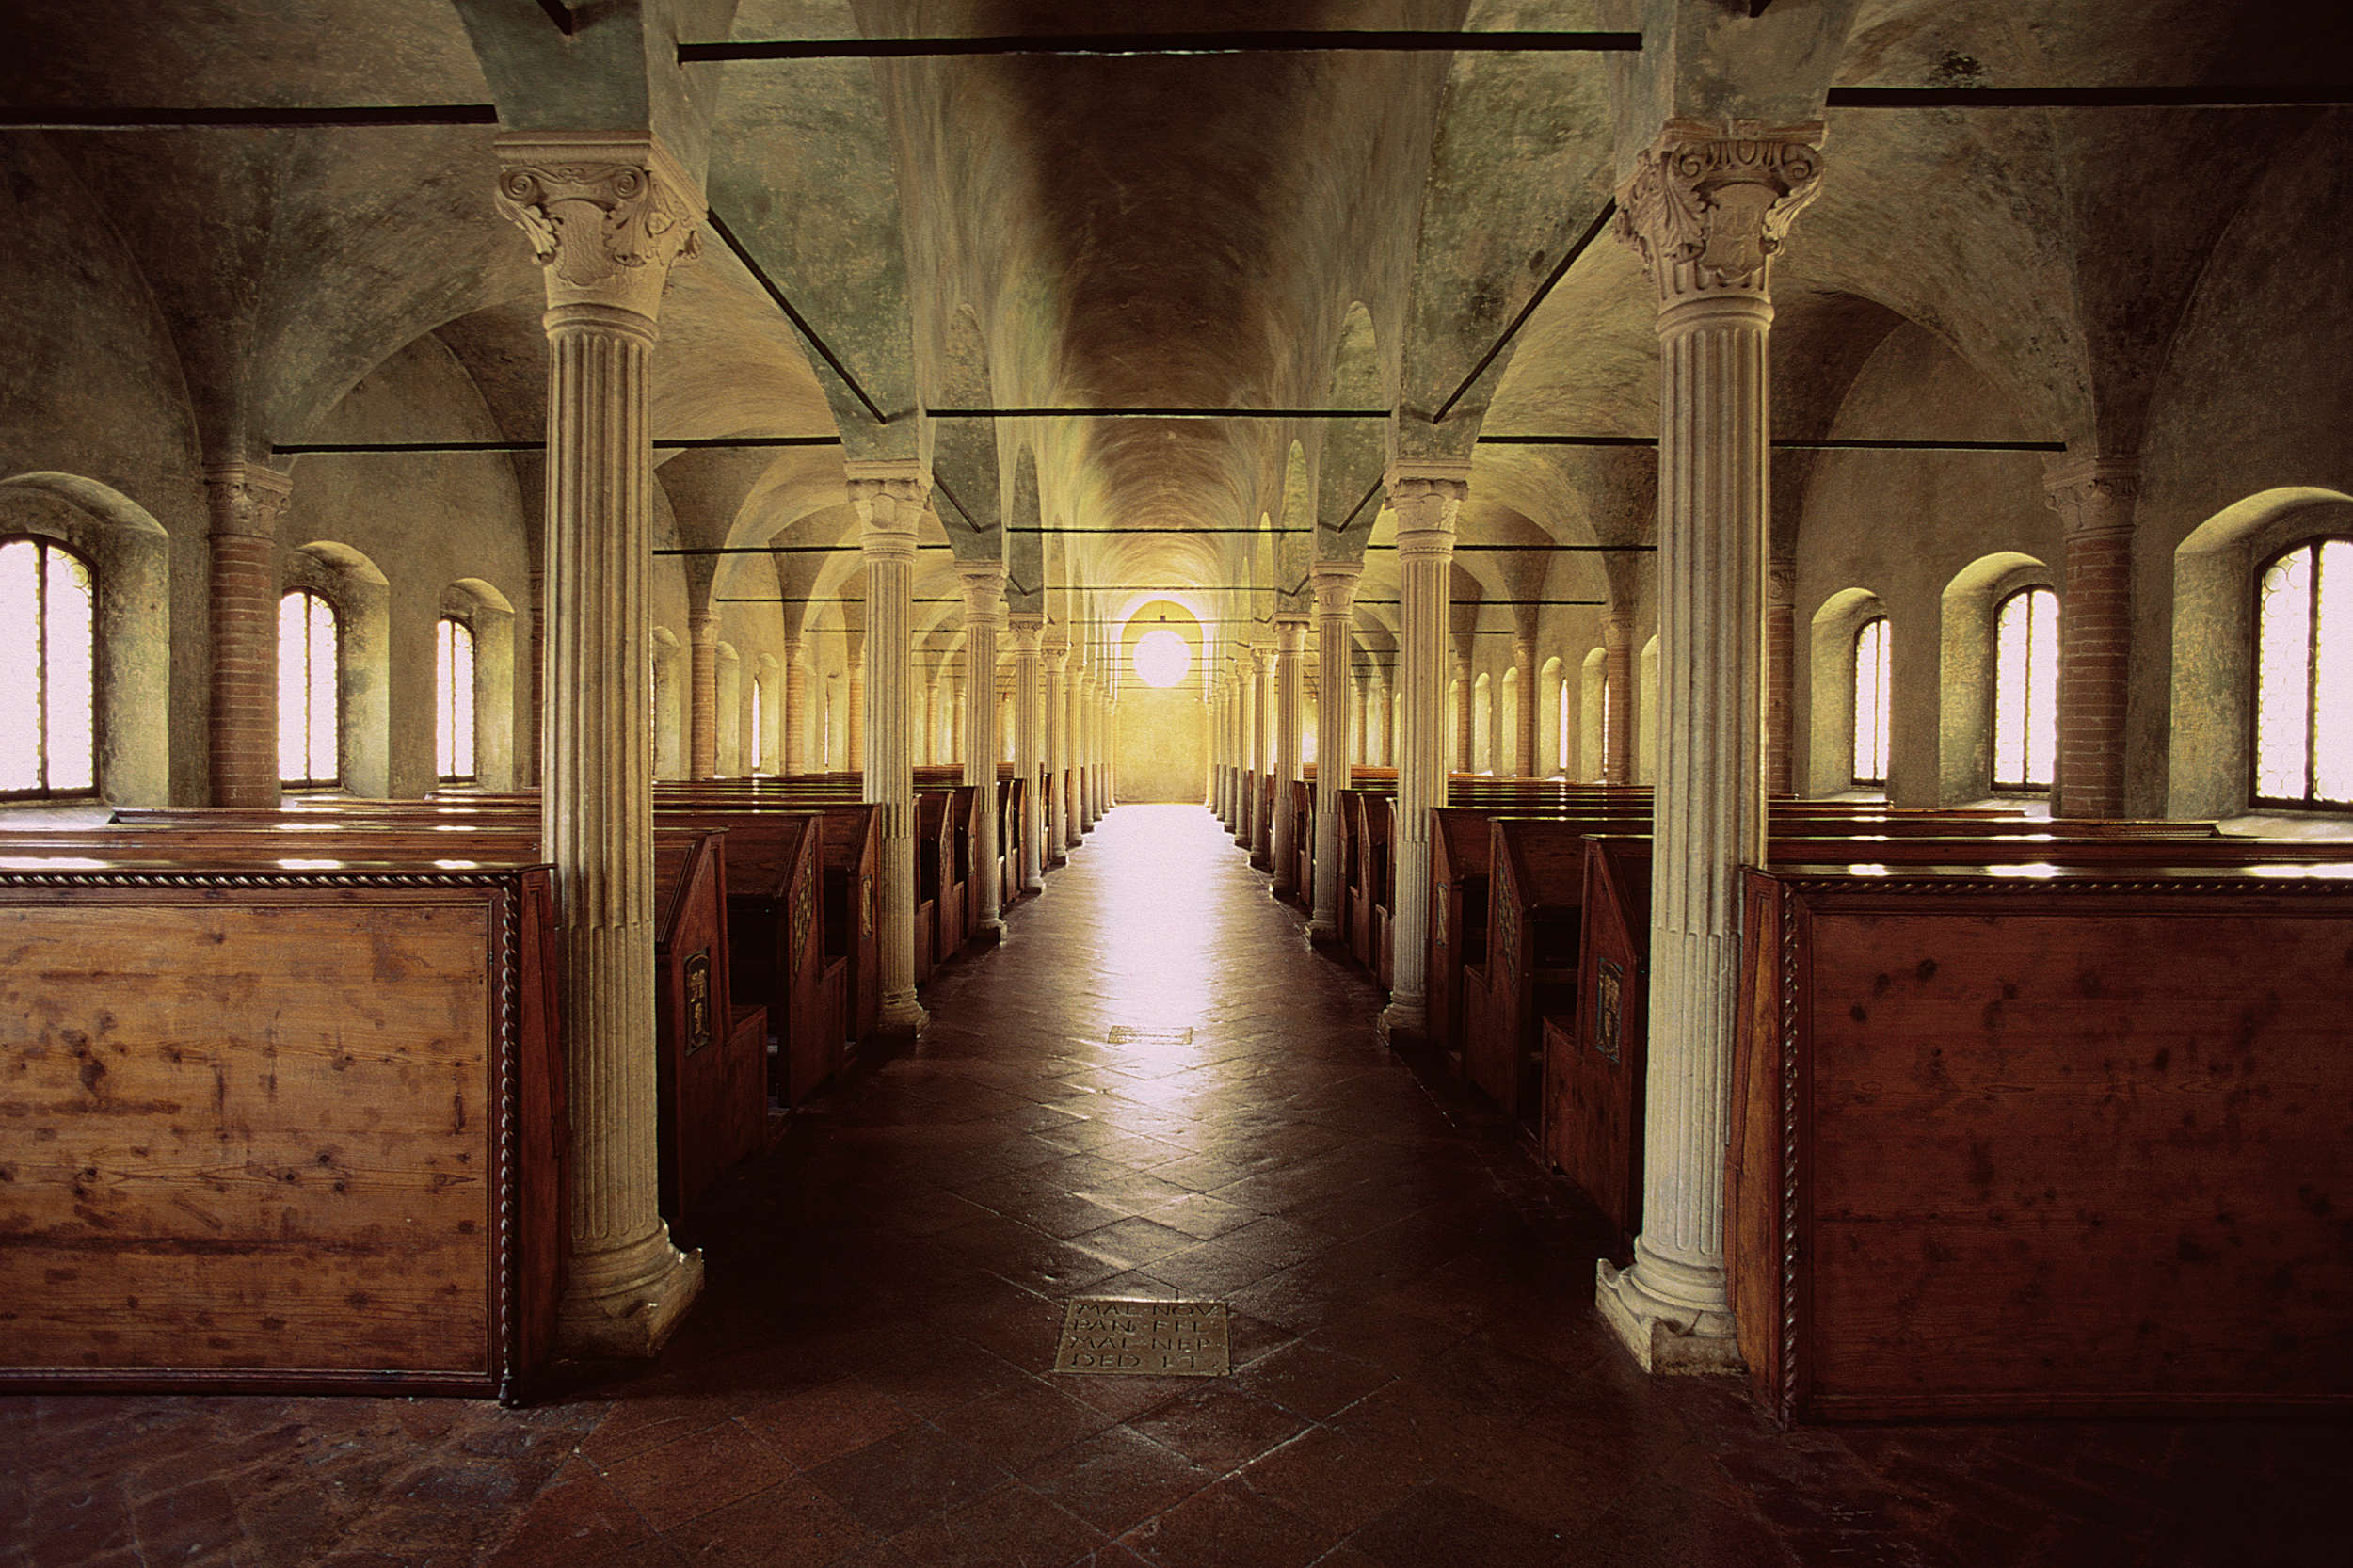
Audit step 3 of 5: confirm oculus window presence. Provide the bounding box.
[2255,538,2353,807]
[1132,628,1190,689]
[0,536,96,798]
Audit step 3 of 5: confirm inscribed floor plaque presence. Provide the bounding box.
[1052,1297,1230,1377]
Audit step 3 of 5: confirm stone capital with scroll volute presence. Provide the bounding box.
[2042,454,2140,539]
[494,133,703,320]
[1384,462,1470,558]
[203,463,293,540]
[1616,118,1825,306]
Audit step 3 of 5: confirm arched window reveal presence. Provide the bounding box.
[2256,538,2353,808]
[436,616,477,782]
[0,536,97,797]
[1851,616,1892,788]
[750,678,766,773]
[279,589,340,789]
[1992,587,2059,791]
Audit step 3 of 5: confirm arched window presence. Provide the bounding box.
[279,589,340,789]
[1557,676,1571,774]
[0,536,97,798]
[1851,616,1892,788]
[435,616,477,783]
[750,677,766,773]
[2255,537,2353,808]
[1991,587,2058,792]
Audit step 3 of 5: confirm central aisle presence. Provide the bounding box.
[481,805,2328,1567]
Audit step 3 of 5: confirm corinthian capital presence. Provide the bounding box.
[203,463,293,539]
[494,134,702,318]
[846,459,930,557]
[1385,462,1470,559]
[1310,560,1363,620]
[955,557,1007,621]
[1617,119,1824,303]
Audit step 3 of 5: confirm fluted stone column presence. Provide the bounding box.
[1272,615,1309,897]
[1215,681,1234,823]
[844,632,865,779]
[688,607,717,778]
[1596,118,1823,1373]
[2045,456,2138,819]
[1251,646,1278,868]
[782,638,808,775]
[204,464,288,807]
[1379,465,1468,1041]
[1043,637,1069,866]
[1310,562,1361,941]
[949,664,967,766]
[1063,654,1083,848]
[1234,655,1258,848]
[1009,614,1045,894]
[1452,655,1475,774]
[849,468,927,1035]
[495,132,706,1355]
[1513,638,1538,777]
[1765,556,1797,795]
[525,561,546,788]
[1603,609,1637,785]
[957,562,1005,940]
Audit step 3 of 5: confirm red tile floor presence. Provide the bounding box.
[7,805,2349,1567]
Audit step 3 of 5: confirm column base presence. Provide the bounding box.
[1595,1256,1744,1376]
[1375,996,1425,1048]
[1306,918,1346,947]
[877,991,928,1038]
[972,918,1005,946]
[557,1225,705,1361]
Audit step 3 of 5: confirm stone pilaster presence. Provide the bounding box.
[1063,652,1083,848]
[495,130,707,1356]
[687,608,717,778]
[849,464,928,1036]
[1309,562,1362,941]
[1251,646,1278,868]
[1234,653,1259,849]
[957,561,1006,939]
[526,562,545,789]
[1596,116,1823,1374]
[204,463,289,808]
[1379,464,1468,1043]
[844,632,865,779]
[1009,614,1045,894]
[1272,615,1309,897]
[2045,456,2138,820]
[1512,638,1538,777]
[1765,557,1797,795]
[1603,610,1637,785]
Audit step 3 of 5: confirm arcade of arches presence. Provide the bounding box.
[4,4,2352,1565]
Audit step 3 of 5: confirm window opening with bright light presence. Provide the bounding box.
[1851,616,1892,788]
[0,536,97,798]
[2255,537,2353,808]
[1991,587,2057,792]
[435,616,476,782]
[1132,627,1190,688]
[279,589,340,789]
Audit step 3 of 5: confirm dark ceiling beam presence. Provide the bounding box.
[536,0,576,36]
[273,435,841,456]
[930,407,1386,420]
[0,104,498,129]
[1010,527,1313,535]
[706,209,890,425]
[664,545,952,557]
[1827,85,2353,108]
[1476,435,2066,452]
[1433,198,1617,422]
[680,31,1643,63]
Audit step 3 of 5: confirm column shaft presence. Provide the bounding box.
[959,565,1006,938]
[688,609,717,778]
[1453,659,1474,774]
[1513,640,1538,777]
[1010,616,1044,893]
[203,465,287,808]
[1310,565,1361,940]
[1765,559,1797,795]
[2047,458,2138,819]
[1603,612,1637,785]
[1272,617,1308,896]
[853,471,927,1036]
[1379,468,1465,1041]
[783,641,807,776]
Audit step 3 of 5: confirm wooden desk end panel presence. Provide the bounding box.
[1794,893,2353,1419]
[0,884,515,1395]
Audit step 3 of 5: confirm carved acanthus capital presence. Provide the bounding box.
[955,558,1007,623]
[203,463,292,539]
[495,134,703,319]
[1768,555,1800,609]
[2042,455,2140,538]
[1006,613,1044,656]
[1275,615,1310,654]
[1385,462,1471,559]
[1310,560,1363,621]
[1617,119,1825,305]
